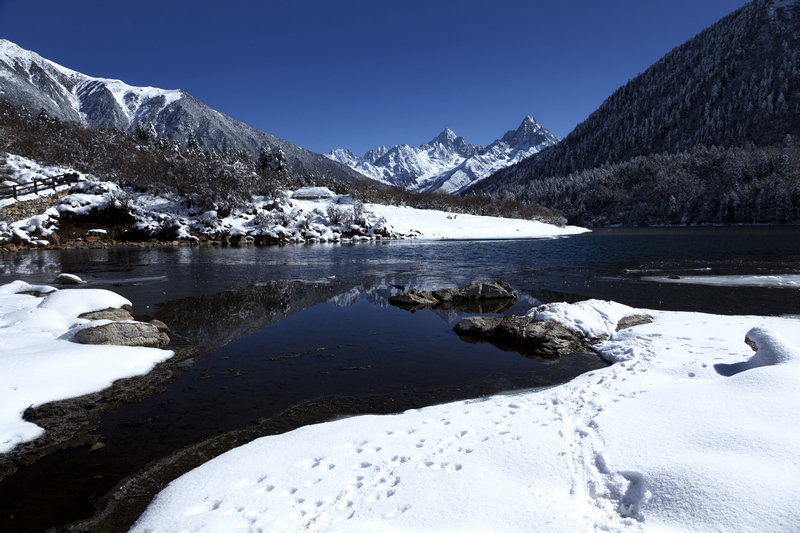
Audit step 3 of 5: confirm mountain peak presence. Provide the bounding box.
[328,115,558,193]
[499,115,558,149]
[429,128,459,146]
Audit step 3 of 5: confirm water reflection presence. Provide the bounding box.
[153,280,354,357]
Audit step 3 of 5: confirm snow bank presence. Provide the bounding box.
[643,274,800,288]
[0,282,173,453]
[37,288,131,317]
[130,302,800,533]
[366,202,588,240]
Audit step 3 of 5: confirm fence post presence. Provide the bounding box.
[33,181,38,194]
[13,185,17,199]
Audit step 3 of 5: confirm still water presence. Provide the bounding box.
[0,227,799,531]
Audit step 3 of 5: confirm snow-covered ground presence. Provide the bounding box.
[0,154,84,209]
[1,154,586,245]
[361,202,586,240]
[0,281,173,453]
[643,274,800,288]
[129,300,800,533]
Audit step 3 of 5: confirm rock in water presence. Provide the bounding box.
[454,316,589,357]
[74,322,170,349]
[389,280,516,309]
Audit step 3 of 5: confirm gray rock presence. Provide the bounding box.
[454,316,589,357]
[74,322,170,349]
[149,319,170,333]
[455,312,654,357]
[389,280,516,310]
[78,308,134,321]
[616,314,654,331]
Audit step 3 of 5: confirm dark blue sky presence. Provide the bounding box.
[1,0,749,156]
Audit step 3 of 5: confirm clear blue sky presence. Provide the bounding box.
[0,0,749,156]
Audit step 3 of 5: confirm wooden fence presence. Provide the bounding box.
[0,173,80,200]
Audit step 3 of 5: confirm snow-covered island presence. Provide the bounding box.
[0,155,585,250]
[125,300,800,532]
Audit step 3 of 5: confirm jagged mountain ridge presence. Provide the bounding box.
[468,0,800,197]
[0,39,367,183]
[327,116,558,193]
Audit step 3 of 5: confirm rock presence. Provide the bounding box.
[78,307,135,321]
[616,314,654,331]
[74,321,170,349]
[455,311,654,357]
[454,315,589,357]
[53,273,86,285]
[432,280,516,302]
[149,319,170,333]
[11,229,31,245]
[389,280,516,310]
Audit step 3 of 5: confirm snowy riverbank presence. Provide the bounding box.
[129,300,800,533]
[1,155,586,248]
[0,282,173,453]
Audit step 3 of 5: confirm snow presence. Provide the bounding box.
[0,283,173,453]
[291,187,336,199]
[643,274,800,288]
[361,202,587,240]
[527,299,640,338]
[130,300,800,533]
[2,153,585,245]
[0,154,85,209]
[327,116,558,193]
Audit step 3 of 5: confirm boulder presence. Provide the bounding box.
[74,321,170,349]
[149,319,170,333]
[78,307,135,321]
[433,280,516,302]
[11,229,31,245]
[454,311,653,357]
[454,316,589,357]
[389,281,516,310]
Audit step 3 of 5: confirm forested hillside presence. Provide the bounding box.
[514,143,800,226]
[468,0,800,225]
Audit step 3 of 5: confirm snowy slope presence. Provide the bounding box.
[0,39,368,183]
[327,116,558,193]
[0,39,182,130]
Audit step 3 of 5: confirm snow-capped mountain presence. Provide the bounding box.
[327,117,558,193]
[0,39,367,182]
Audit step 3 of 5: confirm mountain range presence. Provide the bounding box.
[327,116,557,193]
[0,39,367,183]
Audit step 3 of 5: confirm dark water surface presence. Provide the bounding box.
[1,227,799,532]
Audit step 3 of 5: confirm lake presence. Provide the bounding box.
[0,226,798,531]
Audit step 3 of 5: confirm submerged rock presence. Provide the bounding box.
[389,280,516,310]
